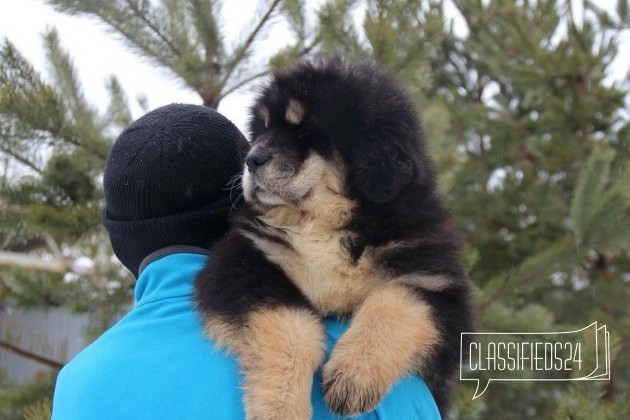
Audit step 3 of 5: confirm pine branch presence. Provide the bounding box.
[45,0,309,108]
[316,0,366,56]
[478,234,576,310]
[46,0,217,104]
[0,144,43,175]
[45,126,109,160]
[103,75,132,129]
[1,37,110,160]
[187,0,223,69]
[124,0,182,57]
[220,69,270,99]
[45,1,184,82]
[43,27,96,123]
[219,0,282,90]
[220,37,318,100]
[0,339,63,369]
[569,146,616,245]
[282,0,308,43]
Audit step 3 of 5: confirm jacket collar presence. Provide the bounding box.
[134,247,211,306]
[138,245,211,276]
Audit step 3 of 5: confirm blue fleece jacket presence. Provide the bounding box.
[52,252,441,419]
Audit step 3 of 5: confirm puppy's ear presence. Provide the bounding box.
[352,143,414,203]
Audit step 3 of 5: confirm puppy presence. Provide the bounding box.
[195,56,475,419]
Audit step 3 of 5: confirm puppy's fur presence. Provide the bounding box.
[195,56,475,419]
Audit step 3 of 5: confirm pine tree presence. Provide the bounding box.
[435,1,629,417]
[1,26,133,318]
[318,0,628,417]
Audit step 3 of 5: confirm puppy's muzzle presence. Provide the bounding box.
[246,151,271,174]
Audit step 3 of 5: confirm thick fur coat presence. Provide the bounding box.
[195,56,475,419]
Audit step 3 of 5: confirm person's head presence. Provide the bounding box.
[102,104,249,277]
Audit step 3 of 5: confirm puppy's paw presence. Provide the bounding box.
[322,356,388,417]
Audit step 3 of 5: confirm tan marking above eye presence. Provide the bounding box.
[286,98,306,125]
[258,106,270,128]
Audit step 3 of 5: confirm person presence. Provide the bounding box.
[51,103,441,419]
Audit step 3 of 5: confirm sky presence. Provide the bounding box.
[0,0,627,136]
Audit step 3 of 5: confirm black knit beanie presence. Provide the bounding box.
[102,104,249,278]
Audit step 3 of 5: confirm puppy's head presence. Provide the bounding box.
[242,56,428,215]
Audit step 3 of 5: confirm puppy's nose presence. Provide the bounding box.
[245,152,270,173]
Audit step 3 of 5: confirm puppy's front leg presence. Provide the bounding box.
[196,230,327,420]
[206,307,325,420]
[322,284,440,416]
[242,307,325,420]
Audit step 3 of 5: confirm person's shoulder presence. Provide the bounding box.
[51,333,116,419]
[51,309,245,419]
[53,323,124,394]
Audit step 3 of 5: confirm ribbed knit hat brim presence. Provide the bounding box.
[102,195,234,278]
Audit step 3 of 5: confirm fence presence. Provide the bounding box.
[0,307,88,384]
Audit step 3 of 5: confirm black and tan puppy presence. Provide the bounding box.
[195,56,475,419]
